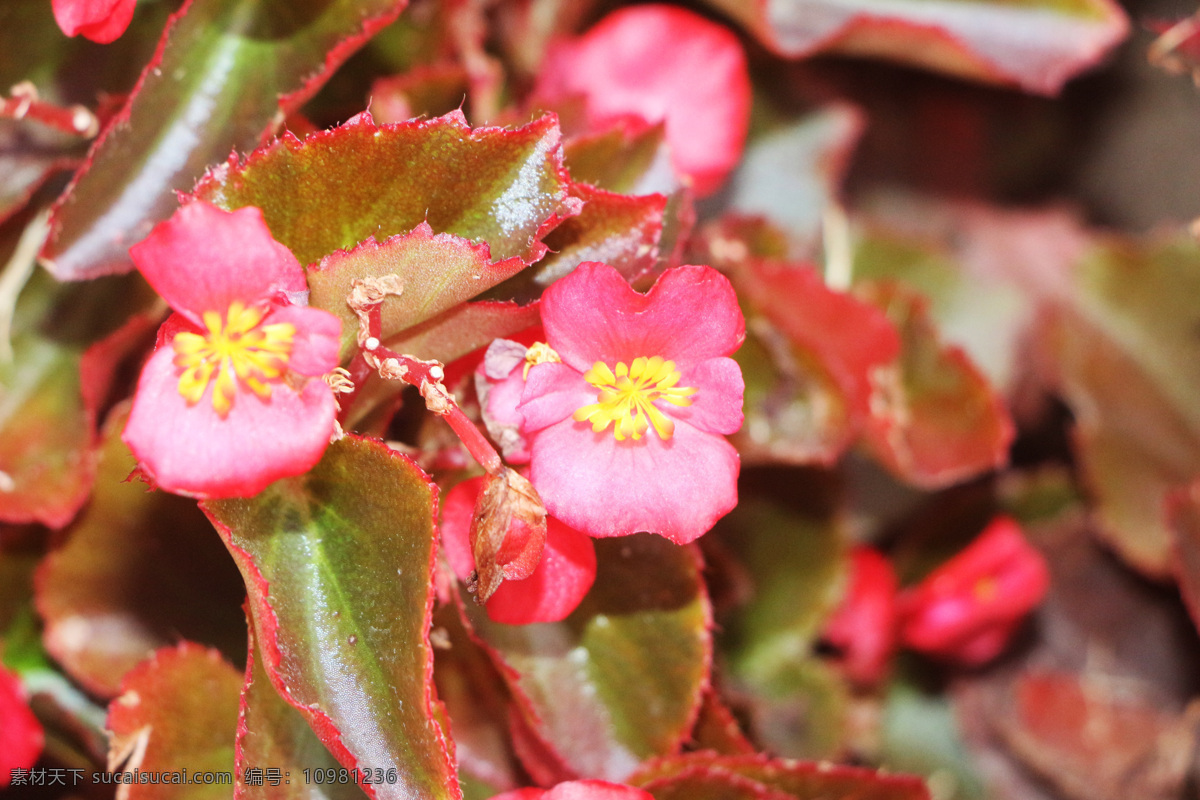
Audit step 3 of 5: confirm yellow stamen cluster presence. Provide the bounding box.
[573,356,697,441]
[172,301,296,417]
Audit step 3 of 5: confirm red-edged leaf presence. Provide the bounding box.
[237,618,367,800]
[460,534,711,782]
[631,753,931,800]
[1035,234,1200,577]
[858,281,1014,489]
[687,689,756,755]
[193,111,578,268]
[369,64,472,124]
[563,121,675,197]
[203,436,461,800]
[308,223,532,360]
[0,260,156,527]
[35,402,246,698]
[41,0,410,281]
[700,0,1127,94]
[106,643,241,798]
[498,184,667,301]
[431,604,521,796]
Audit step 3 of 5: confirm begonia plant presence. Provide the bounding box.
[4,0,1200,799]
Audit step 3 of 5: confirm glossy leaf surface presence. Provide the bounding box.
[204,436,460,800]
[461,534,710,782]
[700,0,1127,94]
[42,0,410,280]
[193,111,577,268]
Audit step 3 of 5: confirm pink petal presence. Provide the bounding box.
[479,355,535,464]
[535,4,750,197]
[265,305,343,377]
[489,791,545,800]
[441,478,597,624]
[547,781,656,800]
[52,0,136,43]
[123,347,336,498]
[540,263,745,372]
[518,362,594,433]
[671,357,745,435]
[129,202,308,326]
[0,666,43,786]
[528,417,740,544]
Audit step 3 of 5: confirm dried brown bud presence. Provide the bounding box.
[469,468,547,603]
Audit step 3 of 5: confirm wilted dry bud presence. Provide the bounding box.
[469,468,547,602]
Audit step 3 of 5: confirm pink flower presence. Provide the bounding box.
[517,262,744,544]
[534,4,751,197]
[441,476,596,625]
[898,516,1050,666]
[122,201,341,498]
[52,0,136,43]
[822,547,899,686]
[491,780,653,800]
[0,665,43,787]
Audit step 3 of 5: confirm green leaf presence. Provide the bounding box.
[107,643,241,799]
[632,753,931,800]
[461,534,710,781]
[193,111,578,268]
[1037,234,1200,577]
[882,680,986,800]
[237,618,368,800]
[36,402,247,698]
[858,281,1014,490]
[307,223,532,360]
[698,0,1127,94]
[562,122,672,196]
[42,0,410,281]
[204,436,461,800]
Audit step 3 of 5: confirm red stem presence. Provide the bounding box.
[0,84,98,137]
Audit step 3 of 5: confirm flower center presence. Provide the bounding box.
[171,301,296,417]
[573,356,697,441]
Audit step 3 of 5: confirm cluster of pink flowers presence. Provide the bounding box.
[822,516,1051,683]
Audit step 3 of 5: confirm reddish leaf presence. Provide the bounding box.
[859,281,1014,489]
[42,0,410,280]
[1167,481,1200,636]
[563,121,675,197]
[36,402,246,698]
[106,643,241,799]
[687,689,756,756]
[1035,234,1200,577]
[193,111,578,268]
[369,63,472,124]
[700,0,1127,94]
[631,753,931,800]
[461,534,711,782]
[204,436,461,800]
[984,671,1197,800]
[512,184,666,298]
[307,223,533,360]
[237,618,367,800]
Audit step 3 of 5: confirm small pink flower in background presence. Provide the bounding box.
[823,547,899,686]
[52,0,136,43]
[491,780,653,800]
[534,4,751,197]
[442,476,596,625]
[0,665,43,787]
[123,201,341,498]
[899,516,1050,666]
[517,262,744,544]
